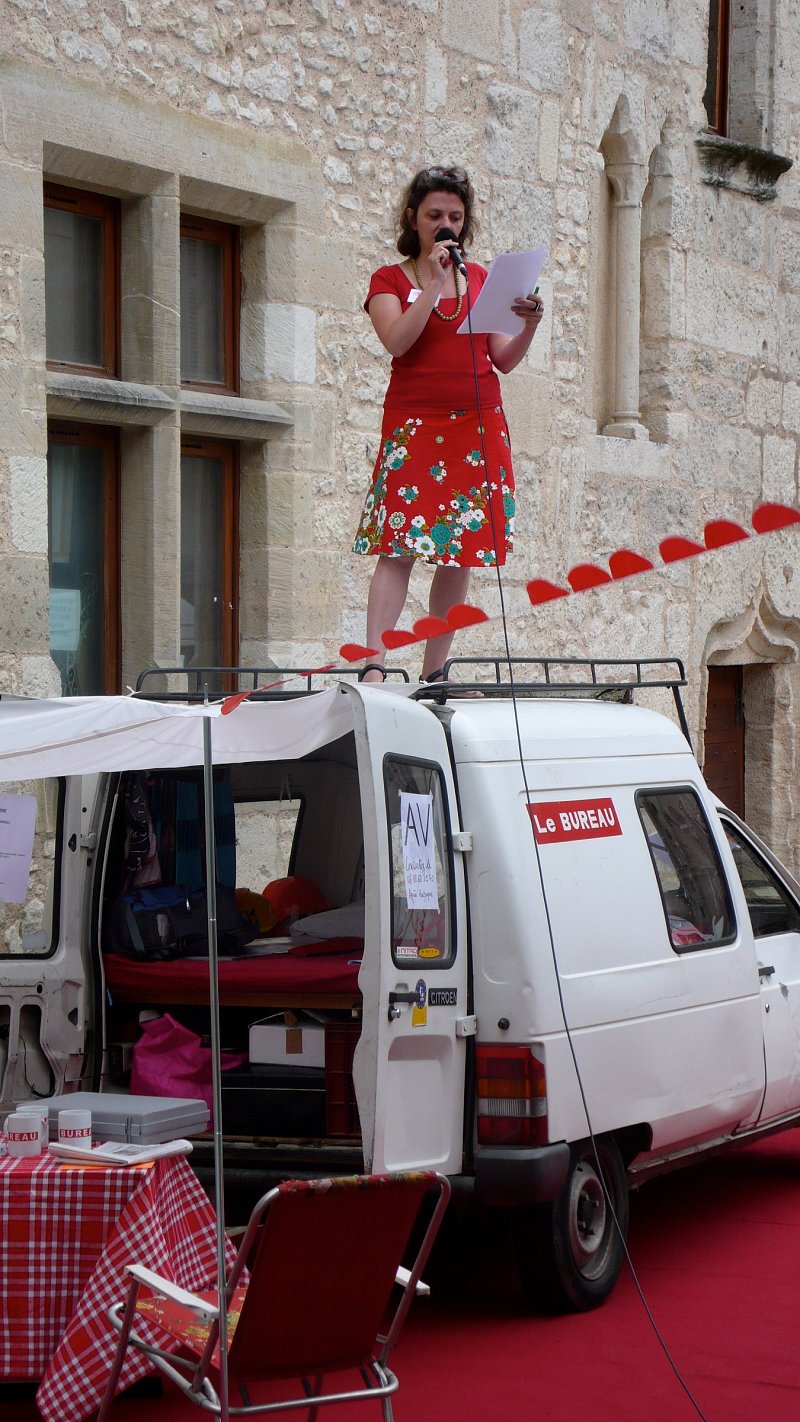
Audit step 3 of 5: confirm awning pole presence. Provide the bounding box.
[202,711,229,1422]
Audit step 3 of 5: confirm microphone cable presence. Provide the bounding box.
[455,266,710,1422]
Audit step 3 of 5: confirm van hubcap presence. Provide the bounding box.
[567,1161,608,1274]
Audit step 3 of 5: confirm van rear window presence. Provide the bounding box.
[384,758,454,970]
[637,789,735,952]
[0,780,62,957]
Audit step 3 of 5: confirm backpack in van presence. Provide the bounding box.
[109,885,258,961]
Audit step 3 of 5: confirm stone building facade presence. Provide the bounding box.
[0,0,798,863]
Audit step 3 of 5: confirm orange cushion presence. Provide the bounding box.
[262,876,328,924]
[234,888,278,935]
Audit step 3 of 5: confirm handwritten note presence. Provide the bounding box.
[0,795,37,903]
[399,792,439,911]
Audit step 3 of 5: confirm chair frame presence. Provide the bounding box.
[97,1170,450,1422]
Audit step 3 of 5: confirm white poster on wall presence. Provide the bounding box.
[0,794,37,903]
[399,791,438,910]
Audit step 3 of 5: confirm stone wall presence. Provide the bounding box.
[0,0,798,861]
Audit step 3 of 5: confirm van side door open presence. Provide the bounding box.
[347,686,469,1175]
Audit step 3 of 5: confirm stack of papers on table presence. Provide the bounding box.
[48,1138,193,1166]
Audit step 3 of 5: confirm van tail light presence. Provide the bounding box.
[476,1044,547,1147]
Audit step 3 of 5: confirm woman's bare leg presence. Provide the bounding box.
[421,566,472,680]
[363,555,415,681]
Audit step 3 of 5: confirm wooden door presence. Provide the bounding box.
[704,665,745,816]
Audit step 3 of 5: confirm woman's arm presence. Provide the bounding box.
[487,295,545,374]
[368,244,455,357]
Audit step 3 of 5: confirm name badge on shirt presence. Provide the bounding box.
[407,288,441,308]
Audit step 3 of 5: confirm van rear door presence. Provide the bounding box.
[0,775,89,1111]
[347,685,469,1175]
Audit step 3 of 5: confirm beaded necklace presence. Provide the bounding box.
[410,257,464,322]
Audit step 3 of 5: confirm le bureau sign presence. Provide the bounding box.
[527,797,622,844]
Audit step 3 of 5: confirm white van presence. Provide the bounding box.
[2,657,800,1311]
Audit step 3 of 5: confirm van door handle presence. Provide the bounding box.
[759,963,775,979]
[387,989,417,1022]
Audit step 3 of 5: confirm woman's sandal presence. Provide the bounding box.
[419,669,483,698]
[359,663,388,683]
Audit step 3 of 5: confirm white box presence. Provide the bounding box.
[249,1015,326,1068]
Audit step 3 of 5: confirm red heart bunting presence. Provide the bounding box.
[382,628,420,649]
[412,616,451,640]
[221,690,254,715]
[339,643,379,662]
[447,603,489,629]
[659,536,705,563]
[704,519,749,549]
[752,502,800,534]
[527,579,570,604]
[567,564,612,592]
[609,549,654,579]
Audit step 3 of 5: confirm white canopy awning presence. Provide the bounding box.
[0,689,357,781]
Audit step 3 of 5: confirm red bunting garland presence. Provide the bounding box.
[332,501,800,676]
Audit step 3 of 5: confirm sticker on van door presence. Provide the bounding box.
[527,797,622,843]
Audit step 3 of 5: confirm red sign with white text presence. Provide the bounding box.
[527,798,622,844]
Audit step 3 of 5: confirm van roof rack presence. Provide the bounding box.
[416,656,691,744]
[134,665,411,700]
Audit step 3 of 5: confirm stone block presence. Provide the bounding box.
[642,246,686,341]
[780,224,800,291]
[519,10,567,93]
[423,118,481,168]
[686,255,778,359]
[503,374,552,458]
[0,363,46,456]
[485,83,540,179]
[488,181,553,254]
[537,99,560,185]
[0,161,43,253]
[783,382,800,435]
[241,302,317,385]
[746,375,782,429]
[443,0,501,61]
[762,433,798,503]
[9,456,47,555]
[0,556,49,654]
[19,254,46,363]
[425,40,447,113]
[778,291,800,375]
[20,656,62,699]
[623,0,671,62]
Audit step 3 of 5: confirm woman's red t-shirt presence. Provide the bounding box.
[365,262,503,413]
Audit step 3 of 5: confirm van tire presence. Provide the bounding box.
[516,1136,628,1312]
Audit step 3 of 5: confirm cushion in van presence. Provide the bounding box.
[290,903,365,941]
[262,876,329,924]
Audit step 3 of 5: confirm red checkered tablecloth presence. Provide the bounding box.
[0,1152,232,1422]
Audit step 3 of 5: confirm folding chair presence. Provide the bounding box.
[97,1170,450,1421]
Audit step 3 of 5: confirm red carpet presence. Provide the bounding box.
[3,1131,800,1421]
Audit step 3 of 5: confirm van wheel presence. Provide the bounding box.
[516,1137,628,1312]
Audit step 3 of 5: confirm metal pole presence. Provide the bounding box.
[202,711,229,1422]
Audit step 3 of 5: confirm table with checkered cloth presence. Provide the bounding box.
[0,1152,233,1422]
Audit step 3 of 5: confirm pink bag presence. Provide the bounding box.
[130,1013,246,1121]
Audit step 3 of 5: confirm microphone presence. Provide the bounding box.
[436,227,467,276]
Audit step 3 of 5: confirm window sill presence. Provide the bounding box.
[179,390,293,441]
[695,133,793,203]
[46,371,174,425]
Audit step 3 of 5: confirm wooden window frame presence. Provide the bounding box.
[43,183,121,379]
[180,215,241,395]
[704,0,731,136]
[180,436,240,671]
[47,422,121,694]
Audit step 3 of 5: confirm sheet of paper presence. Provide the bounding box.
[0,794,37,903]
[399,791,439,911]
[457,246,548,336]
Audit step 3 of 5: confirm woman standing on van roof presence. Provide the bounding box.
[353,165,545,684]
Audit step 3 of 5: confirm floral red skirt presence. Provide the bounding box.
[353,404,515,567]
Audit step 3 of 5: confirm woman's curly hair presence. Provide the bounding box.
[394,166,477,258]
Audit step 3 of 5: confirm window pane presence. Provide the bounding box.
[48,441,107,696]
[639,790,735,952]
[0,781,61,958]
[181,236,224,384]
[44,206,103,368]
[181,453,224,669]
[724,824,800,939]
[385,759,454,969]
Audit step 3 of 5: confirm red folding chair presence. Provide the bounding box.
[97,1170,450,1421]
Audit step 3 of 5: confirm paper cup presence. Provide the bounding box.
[7,1112,43,1158]
[58,1109,92,1145]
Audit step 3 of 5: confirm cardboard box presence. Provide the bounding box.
[249,1014,325,1068]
